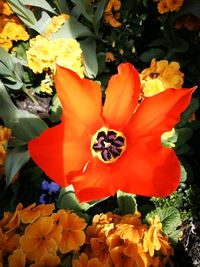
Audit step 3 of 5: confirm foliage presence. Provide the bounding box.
[0,0,200,264]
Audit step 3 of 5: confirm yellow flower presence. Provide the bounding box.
[104,0,121,27]
[26,36,84,77]
[29,254,61,267]
[0,15,29,51]
[0,0,14,16]
[8,249,26,267]
[0,38,12,50]
[40,75,54,94]
[140,59,184,96]
[45,14,69,38]
[19,216,62,262]
[52,210,87,253]
[52,38,84,78]
[143,216,174,257]
[142,78,165,97]
[0,126,11,165]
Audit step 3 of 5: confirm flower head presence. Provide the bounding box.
[28,63,195,202]
[39,180,60,204]
[19,216,62,262]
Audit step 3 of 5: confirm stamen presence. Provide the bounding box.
[91,127,126,163]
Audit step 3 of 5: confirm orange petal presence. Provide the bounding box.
[72,134,181,202]
[103,63,141,130]
[54,65,104,134]
[71,158,128,202]
[130,87,196,137]
[28,120,92,187]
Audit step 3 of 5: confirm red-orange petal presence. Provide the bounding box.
[103,63,141,130]
[54,65,104,135]
[72,135,180,202]
[28,120,91,187]
[129,87,196,137]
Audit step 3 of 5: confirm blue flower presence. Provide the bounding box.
[39,180,60,204]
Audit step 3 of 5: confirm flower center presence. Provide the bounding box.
[91,127,126,163]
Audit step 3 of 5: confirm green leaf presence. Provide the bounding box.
[146,207,181,235]
[31,11,52,35]
[57,186,91,211]
[116,190,137,215]
[7,0,36,27]
[70,0,94,23]
[180,164,187,183]
[49,94,62,123]
[94,0,108,24]
[178,97,199,127]
[80,38,98,78]
[53,0,69,13]
[140,48,165,63]
[175,128,193,148]
[21,0,57,14]
[50,17,93,40]
[0,82,48,141]
[5,146,30,185]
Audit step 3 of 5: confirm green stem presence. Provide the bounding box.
[22,87,39,105]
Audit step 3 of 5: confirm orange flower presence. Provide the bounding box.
[20,203,55,224]
[19,216,62,262]
[52,210,87,253]
[29,254,61,267]
[72,253,110,267]
[104,0,121,27]
[8,249,26,267]
[28,63,195,202]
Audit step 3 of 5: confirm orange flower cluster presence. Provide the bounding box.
[0,203,87,266]
[175,14,200,31]
[0,0,29,51]
[73,211,174,267]
[104,0,121,28]
[155,0,184,14]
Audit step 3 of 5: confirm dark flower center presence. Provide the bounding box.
[91,127,126,163]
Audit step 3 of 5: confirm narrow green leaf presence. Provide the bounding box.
[50,17,93,40]
[175,128,193,148]
[7,0,36,27]
[140,48,165,63]
[53,0,69,14]
[0,82,48,141]
[94,0,108,24]
[21,0,57,14]
[70,0,94,23]
[31,11,52,35]
[80,38,98,78]
[5,146,30,185]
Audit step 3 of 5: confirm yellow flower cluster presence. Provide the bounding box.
[0,203,87,266]
[155,0,184,14]
[104,0,121,28]
[140,58,184,97]
[0,126,11,175]
[73,211,174,267]
[0,0,29,51]
[26,14,84,80]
